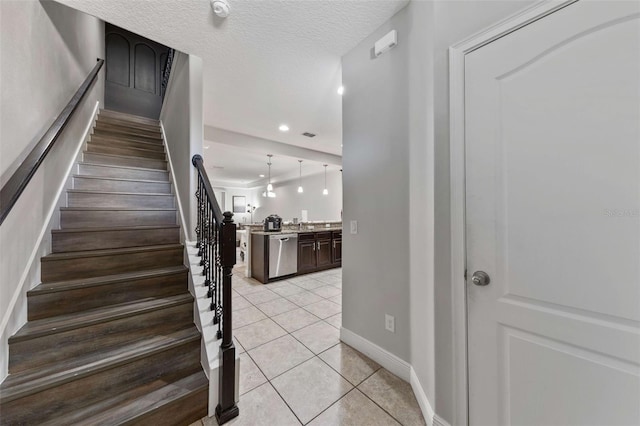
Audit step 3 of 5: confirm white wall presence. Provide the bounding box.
[0,0,104,381]
[160,52,204,241]
[249,170,342,223]
[212,187,255,224]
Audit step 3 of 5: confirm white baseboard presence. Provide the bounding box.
[339,327,411,382]
[433,414,452,426]
[410,367,436,426]
[339,327,449,426]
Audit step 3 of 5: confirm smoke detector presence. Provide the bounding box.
[211,0,230,18]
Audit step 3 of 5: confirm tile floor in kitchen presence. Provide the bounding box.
[191,262,425,426]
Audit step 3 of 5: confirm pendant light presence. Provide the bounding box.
[263,154,276,198]
[266,155,273,192]
[297,160,304,193]
[322,164,329,195]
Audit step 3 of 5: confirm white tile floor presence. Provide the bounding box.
[192,261,425,426]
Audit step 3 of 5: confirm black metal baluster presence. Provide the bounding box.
[196,176,202,256]
[192,155,238,425]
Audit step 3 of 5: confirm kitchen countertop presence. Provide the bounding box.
[251,228,343,235]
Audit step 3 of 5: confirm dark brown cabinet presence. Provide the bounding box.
[317,239,333,268]
[297,230,341,273]
[298,240,317,273]
[332,233,342,265]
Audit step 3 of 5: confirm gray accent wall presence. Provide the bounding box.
[342,3,418,365]
[0,0,104,381]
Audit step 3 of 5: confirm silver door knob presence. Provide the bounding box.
[471,271,490,286]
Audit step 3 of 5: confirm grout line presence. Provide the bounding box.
[357,383,407,426]
[231,269,344,424]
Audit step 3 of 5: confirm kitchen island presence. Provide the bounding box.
[242,222,342,284]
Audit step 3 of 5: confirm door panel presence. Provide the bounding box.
[465,2,640,424]
[298,241,316,273]
[105,24,169,119]
[134,44,157,93]
[316,239,332,268]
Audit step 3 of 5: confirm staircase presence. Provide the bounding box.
[0,110,208,425]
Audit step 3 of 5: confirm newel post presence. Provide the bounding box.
[215,211,238,424]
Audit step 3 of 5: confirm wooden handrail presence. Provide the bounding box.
[192,154,224,223]
[0,58,105,225]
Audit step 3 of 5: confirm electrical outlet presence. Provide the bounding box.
[385,314,395,333]
[350,220,358,234]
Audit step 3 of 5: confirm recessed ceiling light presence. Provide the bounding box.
[337,86,345,95]
[279,124,290,132]
[204,145,210,149]
[259,174,265,178]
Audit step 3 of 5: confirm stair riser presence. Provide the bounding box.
[41,246,183,282]
[83,152,167,170]
[87,143,166,160]
[93,128,162,144]
[78,164,169,181]
[68,192,174,209]
[0,339,201,425]
[10,303,194,374]
[52,227,179,253]
[99,110,159,126]
[90,135,165,152]
[27,270,188,321]
[95,122,162,138]
[60,209,176,228]
[126,387,208,426]
[73,177,171,194]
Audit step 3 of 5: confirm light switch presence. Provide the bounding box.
[350,220,358,234]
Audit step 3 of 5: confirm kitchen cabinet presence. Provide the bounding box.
[332,231,342,265]
[298,240,317,273]
[251,229,343,283]
[297,231,341,273]
[316,232,333,268]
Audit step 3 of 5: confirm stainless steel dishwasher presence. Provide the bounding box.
[268,233,298,279]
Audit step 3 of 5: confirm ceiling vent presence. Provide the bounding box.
[302,132,316,138]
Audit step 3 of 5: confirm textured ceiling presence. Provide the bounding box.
[55,0,409,182]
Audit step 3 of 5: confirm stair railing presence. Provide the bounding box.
[191,154,239,424]
[0,58,104,225]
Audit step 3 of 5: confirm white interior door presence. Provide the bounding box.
[465,2,640,425]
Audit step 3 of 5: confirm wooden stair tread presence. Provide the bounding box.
[29,264,186,294]
[73,175,170,184]
[87,141,165,153]
[95,119,161,132]
[41,243,182,261]
[43,372,208,426]
[93,129,162,141]
[78,161,169,174]
[83,151,167,163]
[10,293,193,343]
[51,224,179,235]
[0,328,200,403]
[100,109,160,125]
[60,206,176,211]
[67,189,174,197]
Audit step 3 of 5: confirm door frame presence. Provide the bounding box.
[448,1,578,425]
